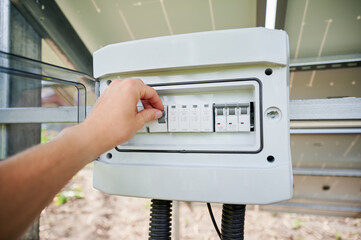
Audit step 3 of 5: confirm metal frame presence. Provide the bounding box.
[264,202,361,217]
[290,54,361,72]
[293,168,361,177]
[2,3,42,238]
[290,98,361,120]
[290,128,361,134]
[11,0,93,75]
[1,98,360,124]
[0,107,86,124]
[0,0,10,159]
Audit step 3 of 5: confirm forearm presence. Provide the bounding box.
[0,123,96,240]
[0,79,163,239]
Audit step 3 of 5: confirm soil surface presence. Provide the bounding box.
[40,165,361,240]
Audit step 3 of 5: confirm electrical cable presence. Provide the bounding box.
[221,204,246,240]
[207,203,246,240]
[207,203,222,240]
[149,199,172,240]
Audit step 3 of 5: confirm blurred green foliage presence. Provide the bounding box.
[292,219,304,229]
[41,127,57,144]
[53,184,84,206]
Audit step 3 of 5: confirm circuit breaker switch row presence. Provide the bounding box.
[138,102,250,133]
[214,103,251,132]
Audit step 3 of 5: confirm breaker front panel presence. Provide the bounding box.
[116,79,262,153]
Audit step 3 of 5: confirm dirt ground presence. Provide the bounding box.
[40,164,361,240]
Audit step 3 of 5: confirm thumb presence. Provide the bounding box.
[137,108,163,125]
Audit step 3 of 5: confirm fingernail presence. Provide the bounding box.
[155,110,163,119]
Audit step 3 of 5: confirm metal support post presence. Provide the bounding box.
[6,4,42,240]
[172,201,179,240]
[0,0,11,159]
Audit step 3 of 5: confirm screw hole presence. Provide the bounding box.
[106,153,112,159]
[106,80,112,86]
[267,155,275,163]
[322,185,330,191]
[265,68,273,76]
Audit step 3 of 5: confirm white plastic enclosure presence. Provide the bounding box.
[93,28,292,204]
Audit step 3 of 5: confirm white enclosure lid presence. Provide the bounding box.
[93,28,288,78]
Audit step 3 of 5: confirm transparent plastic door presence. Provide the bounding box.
[0,51,96,159]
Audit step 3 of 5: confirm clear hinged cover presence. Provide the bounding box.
[0,51,96,123]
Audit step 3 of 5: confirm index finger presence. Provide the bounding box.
[138,81,164,111]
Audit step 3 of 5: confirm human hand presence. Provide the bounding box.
[80,78,163,157]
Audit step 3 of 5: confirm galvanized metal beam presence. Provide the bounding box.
[290,54,361,72]
[290,128,361,134]
[1,97,361,124]
[276,202,361,213]
[3,106,361,134]
[290,98,361,121]
[290,120,361,129]
[293,168,361,177]
[0,0,10,52]
[7,3,42,158]
[0,106,90,124]
[11,0,93,75]
[265,202,361,217]
[261,174,361,217]
[0,0,10,159]
[6,3,41,239]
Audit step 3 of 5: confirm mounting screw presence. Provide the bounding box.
[265,107,282,122]
[268,110,279,119]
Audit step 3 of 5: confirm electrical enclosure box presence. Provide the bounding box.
[93,28,293,204]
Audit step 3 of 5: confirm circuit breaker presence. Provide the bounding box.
[93,28,293,204]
